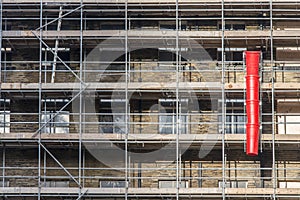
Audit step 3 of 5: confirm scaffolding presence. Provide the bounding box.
[1,0,300,199]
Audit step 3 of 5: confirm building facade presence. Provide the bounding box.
[0,0,300,199]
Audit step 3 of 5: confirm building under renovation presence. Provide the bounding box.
[1,0,300,199]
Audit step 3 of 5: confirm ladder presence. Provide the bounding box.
[51,6,63,83]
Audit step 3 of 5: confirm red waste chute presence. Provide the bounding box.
[245,51,260,156]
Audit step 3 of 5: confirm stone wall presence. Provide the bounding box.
[2,48,79,84]
[10,99,39,133]
[7,96,271,135]
[9,98,78,134]
[3,47,299,84]
[1,147,300,188]
[127,99,218,135]
[1,148,38,187]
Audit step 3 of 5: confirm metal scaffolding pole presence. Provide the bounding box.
[82,148,86,187]
[2,145,5,188]
[77,0,84,200]
[270,0,277,199]
[0,0,2,84]
[221,0,226,199]
[37,0,43,199]
[43,149,46,185]
[125,1,129,200]
[37,0,44,199]
[175,0,180,199]
[78,0,84,199]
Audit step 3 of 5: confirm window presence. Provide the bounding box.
[159,99,188,134]
[217,48,245,62]
[0,180,9,187]
[0,99,10,133]
[44,180,69,187]
[159,21,187,30]
[279,181,300,188]
[99,99,126,134]
[99,180,126,188]
[278,114,300,134]
[198,162,202,187]
[277,99,300,134]
[41,111,69,134]
[219,180,248,188]
[157,50,187,75]
[100,21,124,30]
[159,21,176,30]
[158,180,188,188]
[0,111,10,134]
[225,99,246,134]
[41,99,69,134]
[1,48,13,82]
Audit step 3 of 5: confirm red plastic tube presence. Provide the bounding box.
[245,51,260,156]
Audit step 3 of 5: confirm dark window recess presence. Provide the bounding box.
[206,48,218,60]
[100,22,125,30]
[2,23,12,30]
[280,65,300,71]
[107,64,125,71]
[42,51,70,70]
[1,52,13,73]
[160,23,176,30]
[159,50,175,61]
[233,24,245,30]
[217,51,243,61]
[2,66,16,71]
[158,50,186,62]
[1,52,12,61]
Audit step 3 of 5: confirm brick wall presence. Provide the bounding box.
[2,48,79,84]
[10,99,39,133]
[1,147,299,188]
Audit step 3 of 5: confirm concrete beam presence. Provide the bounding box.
[2,0,297,3]
[2,30,299,39]
[0,82,222,90]
[1,133,300,143]
[1,187,300,196]
[1,82,300,91]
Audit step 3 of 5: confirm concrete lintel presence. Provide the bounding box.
[2,0,295,4]
[2,30,298,39]
[1,82,300,91]
[0,82,222,90]
[1,187,300,196]
[1,133,300,142]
